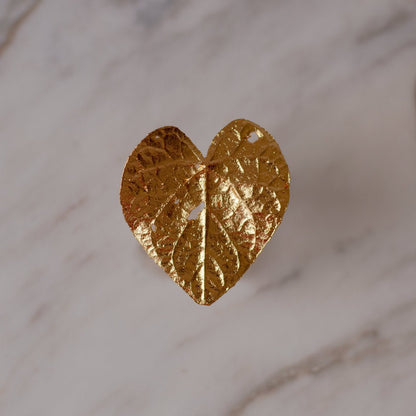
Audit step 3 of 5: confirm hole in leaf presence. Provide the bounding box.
[188,202,205,220]
[248,131,258,143]
[151,223,156,232]
[195,163,200,170]
[174,198,179,204]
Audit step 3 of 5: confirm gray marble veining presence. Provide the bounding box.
[1,0,416,415]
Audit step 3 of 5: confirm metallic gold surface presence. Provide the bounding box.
[120,119,290,305]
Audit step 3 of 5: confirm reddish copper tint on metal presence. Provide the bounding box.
[120,119,290,305]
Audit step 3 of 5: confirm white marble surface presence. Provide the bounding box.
[1,0,416,414]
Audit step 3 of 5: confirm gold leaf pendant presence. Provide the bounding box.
[120,119,290,305]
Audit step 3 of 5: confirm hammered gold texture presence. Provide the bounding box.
[120,119,290,305]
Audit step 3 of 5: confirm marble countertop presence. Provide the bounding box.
[1,0,416,415]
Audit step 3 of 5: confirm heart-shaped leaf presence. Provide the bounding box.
[120,119,290,305]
